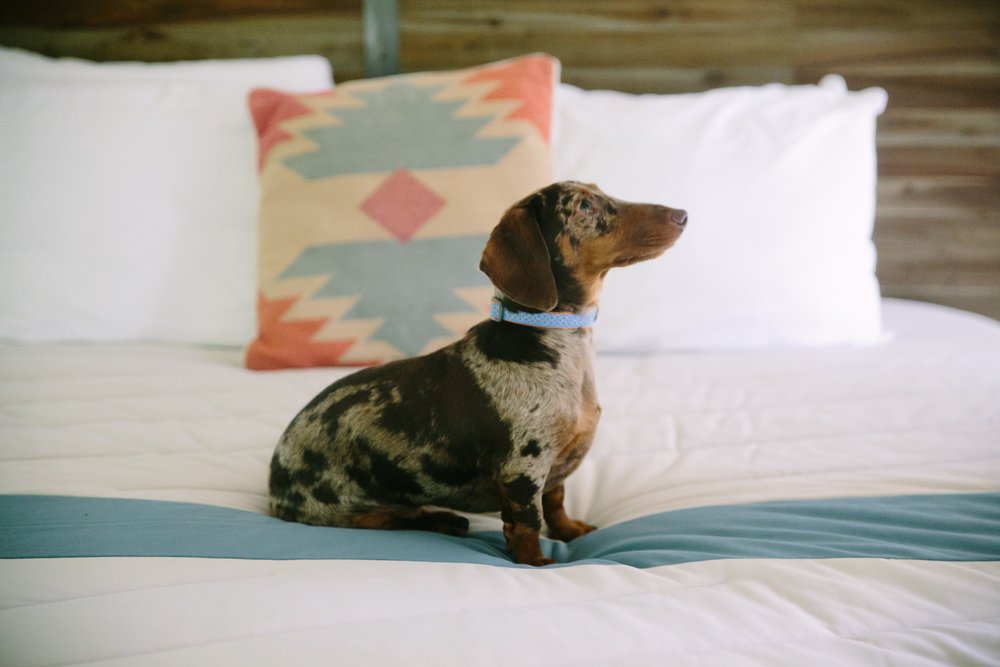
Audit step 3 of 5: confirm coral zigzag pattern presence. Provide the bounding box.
[246,54,557,369]
[249,293,365,370]
[465,56,555,142]
[249,89,314,172]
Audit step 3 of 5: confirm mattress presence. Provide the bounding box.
[1,298,998,665]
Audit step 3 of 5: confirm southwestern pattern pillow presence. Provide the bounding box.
[246,54,558,369]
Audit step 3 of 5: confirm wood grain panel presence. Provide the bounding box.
[878,176,1000,211]
[793,28,997,70]
[879,147,1000,179]
[877,111,1000,148]
[796,0,1000,28]
[399,0,793,25]
[399,0,793,79]
[1,17,361,71]
[0,1,359,27]
[402,29,794,72]
[875,214,1000,266]
[0,2,363,78]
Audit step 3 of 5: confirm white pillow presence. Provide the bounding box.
[554,76,888,350]
[0,48,333,345]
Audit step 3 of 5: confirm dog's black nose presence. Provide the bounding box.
[671,209,688,227]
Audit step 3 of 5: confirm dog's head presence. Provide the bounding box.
[480,181,686,311]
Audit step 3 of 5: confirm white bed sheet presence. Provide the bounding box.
[1,298,998,665]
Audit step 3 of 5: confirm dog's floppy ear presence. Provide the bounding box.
[480,204,559,311]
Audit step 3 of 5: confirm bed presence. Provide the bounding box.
[2,31,999,667]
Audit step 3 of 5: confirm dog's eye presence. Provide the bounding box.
[579,199,593,213]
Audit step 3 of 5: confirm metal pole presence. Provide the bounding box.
[363,0,400,77]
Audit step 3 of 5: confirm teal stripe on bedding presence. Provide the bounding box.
[1,493,997,568]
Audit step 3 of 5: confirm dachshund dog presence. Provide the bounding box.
[268,181,687,565]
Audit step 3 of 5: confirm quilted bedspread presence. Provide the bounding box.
[1,299,998,666]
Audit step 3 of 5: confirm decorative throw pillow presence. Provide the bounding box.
[246,54,558,369]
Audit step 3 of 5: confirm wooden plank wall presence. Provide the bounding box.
[2,0,998,319]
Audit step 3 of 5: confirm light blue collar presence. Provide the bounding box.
[489,298,598,329]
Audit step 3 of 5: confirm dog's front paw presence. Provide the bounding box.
[549,519,596,542]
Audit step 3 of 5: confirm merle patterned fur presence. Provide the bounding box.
[268,181,687,565]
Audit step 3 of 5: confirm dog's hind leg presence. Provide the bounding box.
[350,506,470,537]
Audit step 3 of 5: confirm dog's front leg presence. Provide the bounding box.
[542,484,596,542]
[498,473,553,566]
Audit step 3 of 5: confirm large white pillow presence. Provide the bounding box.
[0,48,333,345]
[554,76,888,350]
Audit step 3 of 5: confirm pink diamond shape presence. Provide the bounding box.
[360,169,446,242]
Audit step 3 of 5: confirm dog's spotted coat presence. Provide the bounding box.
[269,181,687,565]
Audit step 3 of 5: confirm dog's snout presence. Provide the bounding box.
[671,209,688,227]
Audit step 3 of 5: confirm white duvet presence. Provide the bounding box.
[2,299,999,666]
